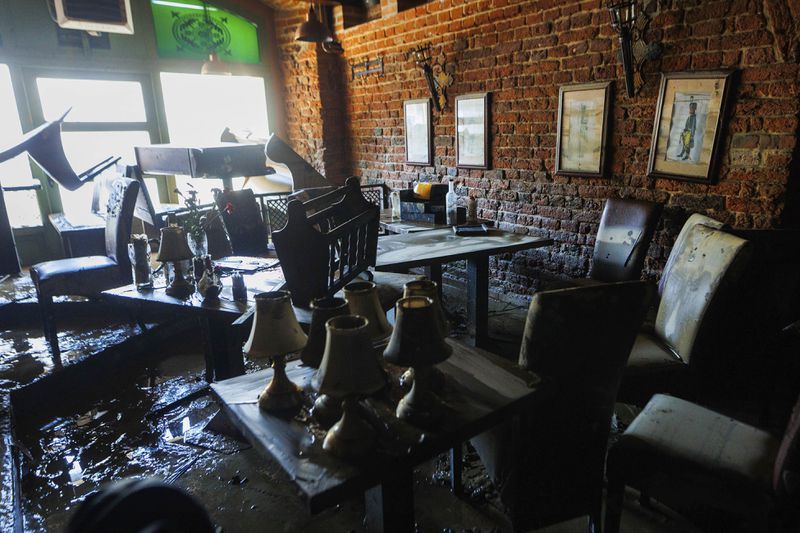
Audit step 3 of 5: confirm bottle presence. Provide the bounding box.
[467,195,477,223]
[446,178,458,226]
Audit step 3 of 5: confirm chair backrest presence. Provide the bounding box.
[104,178,140,273]
[655,224,752,364]
[515,281,653,525]
[215,189,269,256]
[272,177,379,306]
[589,197,663,282]
[658,213,725,296]
[774,392,800,502]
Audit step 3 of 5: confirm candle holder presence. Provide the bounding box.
[244,291,308,412]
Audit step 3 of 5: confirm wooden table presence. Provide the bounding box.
[210,338,547,533]
[102,269,293,381]
[375,228,553,348]
[379,209,448,234]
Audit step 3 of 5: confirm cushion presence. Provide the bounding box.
[31,256,124,298]
[616,394,780,494]
[627,332,684,369]
[658,213,726,296]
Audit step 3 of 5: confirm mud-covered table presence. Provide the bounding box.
[102,269,299,381]
[210,338,546,533]
[374,228,553,348]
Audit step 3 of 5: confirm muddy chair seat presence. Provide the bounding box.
[31,256,124,297]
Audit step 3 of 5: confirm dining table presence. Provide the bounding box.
[374,227,553,348]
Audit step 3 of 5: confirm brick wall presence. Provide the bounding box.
[271,0,800,298]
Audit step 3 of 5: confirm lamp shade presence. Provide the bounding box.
[244,291,307,359]
[313,315,385,398]
[201,52,232,76]
[294,6,329,43]
[343,280,392,342]
[156,226,194,262]
[301,296,350,368]
[403,279,449,336]
[383,296,452,367]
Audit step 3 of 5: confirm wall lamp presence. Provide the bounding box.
[295,1,343,54]
[607,0,662,97]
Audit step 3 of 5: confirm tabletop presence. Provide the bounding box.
[210,338,545,514]
[375,228,553,270]
[379,209,448,234]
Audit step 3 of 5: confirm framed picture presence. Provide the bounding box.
[648,71,735,183]
[455,92,490,169]
[404,98,432,165]
[555,82,613,177]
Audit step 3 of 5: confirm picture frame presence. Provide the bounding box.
[404,98,432,165]
[455,92,490,169]
[555,82,613,177]
[648,71,735,183]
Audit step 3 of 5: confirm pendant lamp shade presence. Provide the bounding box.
[294,6,329,43]
[201,52,232,76]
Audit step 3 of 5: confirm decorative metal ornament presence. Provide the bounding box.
[607,0,662,97]
[409,45,454,112]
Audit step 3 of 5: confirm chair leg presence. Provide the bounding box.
[38,294,61,364]
[449,445,463,495]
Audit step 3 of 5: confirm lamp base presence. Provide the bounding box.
[398,366,445,392]
[311,393,343,429]
[258,355,303,412]
[396,365,440,426]
[165,273,194,298]
[323,398,374,459]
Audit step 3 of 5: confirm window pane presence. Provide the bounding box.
[58,131,151,219]
[0,65,35,188]
[37,78,146,122]
[5,190,42,228]
[160,72,268,145]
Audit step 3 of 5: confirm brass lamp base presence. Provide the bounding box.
[311,393,343,429]
[323,398,375,459]
[396,365,439,426]
[165,272,194,298]
[258,355,303,412]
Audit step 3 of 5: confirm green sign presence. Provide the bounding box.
[151,0,260,64]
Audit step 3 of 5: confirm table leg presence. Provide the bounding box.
[205,319,245,381]
[428,263,442,299]
[466,256,489,348]
[450,445,463,495]
[365,466,415,533]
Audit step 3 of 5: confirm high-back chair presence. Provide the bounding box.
[619,221,753,404]
[605,392,800,532]
[214,188,270,256]
[470,281,653,531]
[589,197,663,282]
[30,178,140,360]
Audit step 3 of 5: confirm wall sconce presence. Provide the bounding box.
[410,45,453,112]
[295,2,343,54]
[607,0,662,97]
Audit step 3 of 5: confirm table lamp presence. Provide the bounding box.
[399,279,448,391]
[156,225,195,298]
[383,296,452,424]
[244,291,308,412]
[313,315,385,459]
[301,296,350,368]
[343,281,392,345]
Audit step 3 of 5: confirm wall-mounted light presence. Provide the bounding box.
[294,1,343,54]
[607,0,662,97]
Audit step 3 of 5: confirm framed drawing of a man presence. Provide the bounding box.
[404,99,432,165]
[648,71,735,183]
[555,82,613,177]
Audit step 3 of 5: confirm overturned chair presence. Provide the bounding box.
[30,178,140,360]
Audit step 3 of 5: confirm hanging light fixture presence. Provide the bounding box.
[294,1,343,54]
[200,1,232,75]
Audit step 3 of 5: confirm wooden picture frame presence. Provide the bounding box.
[404,98,432,165]
[455,92,490,169]
[648,71,735,183]
[555,82,613,177]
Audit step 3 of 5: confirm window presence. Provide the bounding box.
[35,77,152,220]
[160,72,269,202]
[0,64,42,228]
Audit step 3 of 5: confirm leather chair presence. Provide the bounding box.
[589,197,663,282]
[214,188,270,256]
[30,178,140,359]
[618,220,752,405]
[605,393,800,532]
[470,280,654,531]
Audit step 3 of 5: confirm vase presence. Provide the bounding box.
[188,232,208,257]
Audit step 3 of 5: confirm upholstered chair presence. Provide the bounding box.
[605,393,800,532]
[618,221,752,404]
[30,178,140,359]
[214,188,270,256]
[471,281,653,531]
